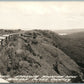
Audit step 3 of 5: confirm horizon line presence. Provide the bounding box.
[0,0,84,1]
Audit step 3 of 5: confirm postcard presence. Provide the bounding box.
[0,0,84,83]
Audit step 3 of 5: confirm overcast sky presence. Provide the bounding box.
[0,1,84,30]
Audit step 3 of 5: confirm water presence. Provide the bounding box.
[59,33,67,35]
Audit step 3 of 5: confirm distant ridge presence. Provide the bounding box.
[55,29,84,35]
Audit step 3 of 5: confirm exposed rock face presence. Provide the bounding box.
[0,30,83,82]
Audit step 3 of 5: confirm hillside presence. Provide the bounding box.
[58,32,84,75]
[0,30,83,83]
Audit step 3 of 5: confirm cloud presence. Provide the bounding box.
[0,1,84,30]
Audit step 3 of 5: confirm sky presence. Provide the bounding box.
[0,1,84,30]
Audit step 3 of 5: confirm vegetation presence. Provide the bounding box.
[58,32,84,75]
[0,30,83,83]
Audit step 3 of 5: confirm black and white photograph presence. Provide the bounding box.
[0,1,84,83]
